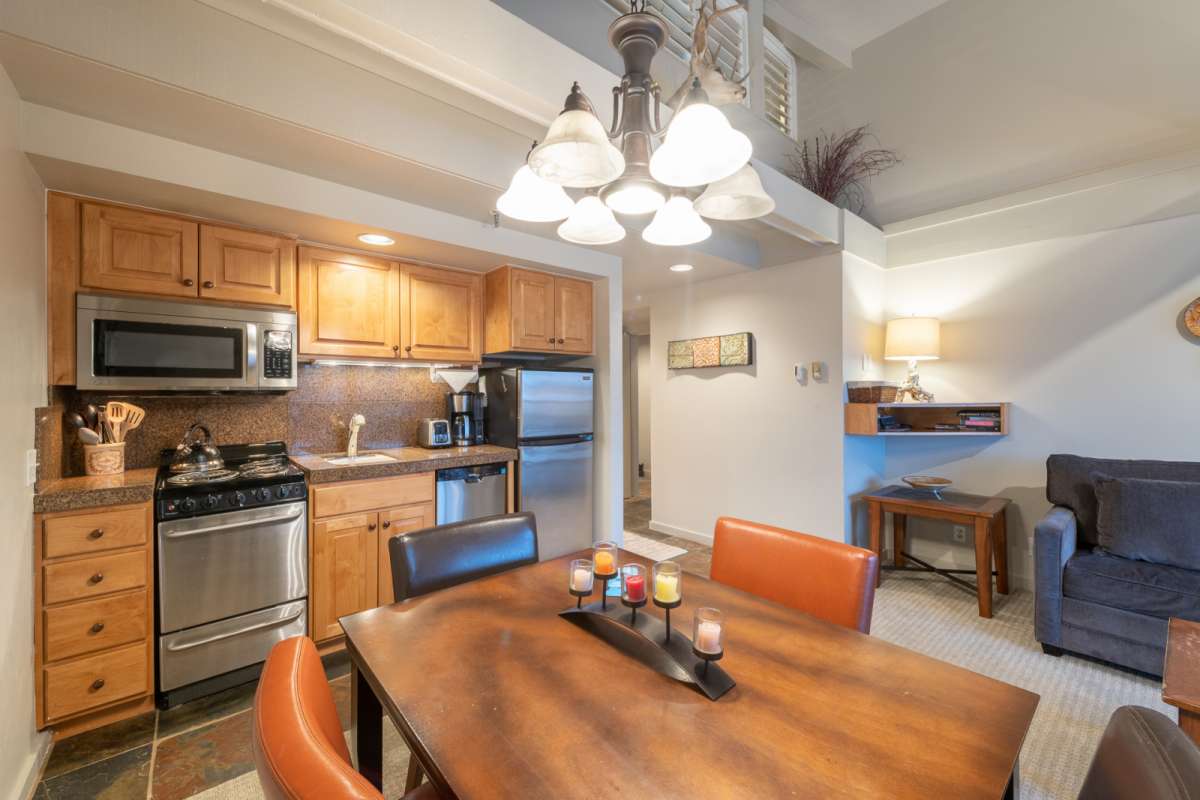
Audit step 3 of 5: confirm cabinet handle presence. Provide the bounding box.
[88,528,104,540]
[183,278,194,287]
[89,572,104,585]
[558,338,565,344]
[90,678,106,691]
[90,622,105,634]
[367,523,377,531]
[547,337,555,343]
[203,280,215,289]
[382,520,391,529]
[404,346,412,353]
[393,345,400,353]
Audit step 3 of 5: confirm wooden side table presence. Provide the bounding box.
[865,486,1010,618]
[1163,617,1200,745]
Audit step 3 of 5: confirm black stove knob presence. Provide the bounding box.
[180,497,197,512]
[276,485,289,498]
[256,487,271,501]
[204,494,219,509]
[234,491,246,507]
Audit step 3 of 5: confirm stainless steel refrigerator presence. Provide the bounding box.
[482,367,594,559]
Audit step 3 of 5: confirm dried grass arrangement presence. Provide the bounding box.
[786,126,900,213]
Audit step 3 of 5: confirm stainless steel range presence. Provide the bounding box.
[154,441,307,706]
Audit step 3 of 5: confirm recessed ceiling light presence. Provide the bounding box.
[357,233,395,246]
[669,263,694,272]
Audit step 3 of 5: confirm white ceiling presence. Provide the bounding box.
[772,0,951,54]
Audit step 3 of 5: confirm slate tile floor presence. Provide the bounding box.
[34,484,708,798]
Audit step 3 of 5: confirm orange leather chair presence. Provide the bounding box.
[253,636,440,800]
[710,517,880,633]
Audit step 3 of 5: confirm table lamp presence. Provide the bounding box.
[884,317,940,402]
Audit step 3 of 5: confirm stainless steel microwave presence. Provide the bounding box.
[76,293,297,391]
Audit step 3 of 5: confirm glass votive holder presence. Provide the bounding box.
[621,563,647,607]
[652,561,682,607]
[569,558,594,594]
[692,607,725,657]
[593,540,618,577]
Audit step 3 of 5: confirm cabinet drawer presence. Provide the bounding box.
[44,551,147,606]
[311,473,434,518]
[43,590,148,662]
[43,642,149,722]
[44,506,148,559]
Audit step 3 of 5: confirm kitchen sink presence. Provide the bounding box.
[322,453,398,466]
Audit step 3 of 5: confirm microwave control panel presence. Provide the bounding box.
[263,330,294,379]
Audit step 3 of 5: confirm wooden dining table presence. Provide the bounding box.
[340,550,1039,799]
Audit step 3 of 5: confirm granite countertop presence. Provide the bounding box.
[34,467,159,514]
[291,444,519,484]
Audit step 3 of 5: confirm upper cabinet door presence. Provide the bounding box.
[555,276,594,354]
[510,268,557,352]
[401,265,482,363]
[199,225,296,308]
[81,203,198,297]
[298,247,400,359]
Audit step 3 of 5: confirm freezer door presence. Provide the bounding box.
[518,438,594,560]
[518,370,594,439]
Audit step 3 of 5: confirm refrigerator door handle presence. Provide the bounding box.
[518,434,594,447]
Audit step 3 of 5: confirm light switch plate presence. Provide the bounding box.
[794,364,807,385]
[810,361,826,382]
[25,449,38,487]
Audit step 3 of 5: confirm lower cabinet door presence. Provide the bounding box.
[310,512,378,642]
[377,502,436,605]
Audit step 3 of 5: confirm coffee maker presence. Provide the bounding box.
[446,391,479,447]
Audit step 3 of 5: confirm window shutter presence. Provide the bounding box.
[762,29,796,137]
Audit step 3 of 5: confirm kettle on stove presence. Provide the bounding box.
[169,423,225,473]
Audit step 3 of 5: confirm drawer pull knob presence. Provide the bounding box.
[90,622,105,634]
[367,523,377,531]
[89,528,104,539]
[203,280,215,289]
[183,278,195,287]
[558,338,565,344]
[547,337,555,343]
[91,678,105,691]
[381,520,391,529]
[89,572,104,585]
[404,346,412,353]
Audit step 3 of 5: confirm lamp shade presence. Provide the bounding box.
[557,195,626,245]
[529,109,625,188]
[693,164,775,220]
[602,175,666,215]
[496,165,575,222]
[642,195,712,246]
[649,102,752,187]
[884,318,941,361]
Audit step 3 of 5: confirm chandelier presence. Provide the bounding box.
[496,3,774,247]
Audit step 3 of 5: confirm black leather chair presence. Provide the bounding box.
[387,512,539,602]
[1078,706,1200,799]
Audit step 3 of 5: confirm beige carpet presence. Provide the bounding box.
[202,576,1169,799]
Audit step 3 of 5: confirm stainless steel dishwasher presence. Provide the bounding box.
[436,463,508,524]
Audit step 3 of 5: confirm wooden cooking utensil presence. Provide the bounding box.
[117,402,146,434]
[105,403,129,443]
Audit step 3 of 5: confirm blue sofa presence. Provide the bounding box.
[1035,454,1200,676]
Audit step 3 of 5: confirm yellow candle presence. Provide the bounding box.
[594,550,615,573]
[654,573,680,603]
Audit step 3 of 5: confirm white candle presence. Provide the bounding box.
[696,620,722,654]
[571,566,592,592]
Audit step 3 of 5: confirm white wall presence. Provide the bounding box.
[880,211,1200,586]
[648,254,847,544]
[0,63,48,800]
[635,335,651,476]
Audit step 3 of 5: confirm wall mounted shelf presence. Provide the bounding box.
[845,402,1010,437]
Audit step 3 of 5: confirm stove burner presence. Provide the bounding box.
[166,469,239,486]
[238,457,290,478]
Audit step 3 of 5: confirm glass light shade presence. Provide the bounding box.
[649,103,752,187]
[884,317,941,361]
[642,195,711,246]
[602,178,666,216]
[529,110,625,188]
[496,166,575,223]
[693,164,775,220]
[558,195,626,245]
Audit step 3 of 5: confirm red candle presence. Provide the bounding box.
[625,574,646,602]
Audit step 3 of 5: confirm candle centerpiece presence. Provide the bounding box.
[592,540,619,611]
[568,558,594,608]
[620,563,647,621]
[652,561,682,643]
[692,607,725,677]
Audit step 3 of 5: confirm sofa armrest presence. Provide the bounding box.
[1034,506,1078,645]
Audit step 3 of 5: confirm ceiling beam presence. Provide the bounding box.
[764,0,853,69]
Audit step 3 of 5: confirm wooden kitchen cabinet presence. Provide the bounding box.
[484,265,594,355]
[376,502,437,605]
[298,246,401,359]
[81,202,199,298]
[310,512,379,642]
[199,224,297,308]
[401,263,482,363]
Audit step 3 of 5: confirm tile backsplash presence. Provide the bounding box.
[38,364,471,478]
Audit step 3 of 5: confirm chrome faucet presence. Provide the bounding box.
[347,414,365,459]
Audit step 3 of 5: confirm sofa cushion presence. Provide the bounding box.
[1063,549,1200,621]
[1046,454,1200,545]
[1095,475,1200,570]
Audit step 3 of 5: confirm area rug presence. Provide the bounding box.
[622,530,687,561]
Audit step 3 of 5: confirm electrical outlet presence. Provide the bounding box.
[25,449,38,487]
[952,525,967,543]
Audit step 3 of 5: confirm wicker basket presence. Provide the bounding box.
[847,381,899,404]
[84,442,125,476]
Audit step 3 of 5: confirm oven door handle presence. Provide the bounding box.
[164,607,305,652]
[162,504,304,539]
